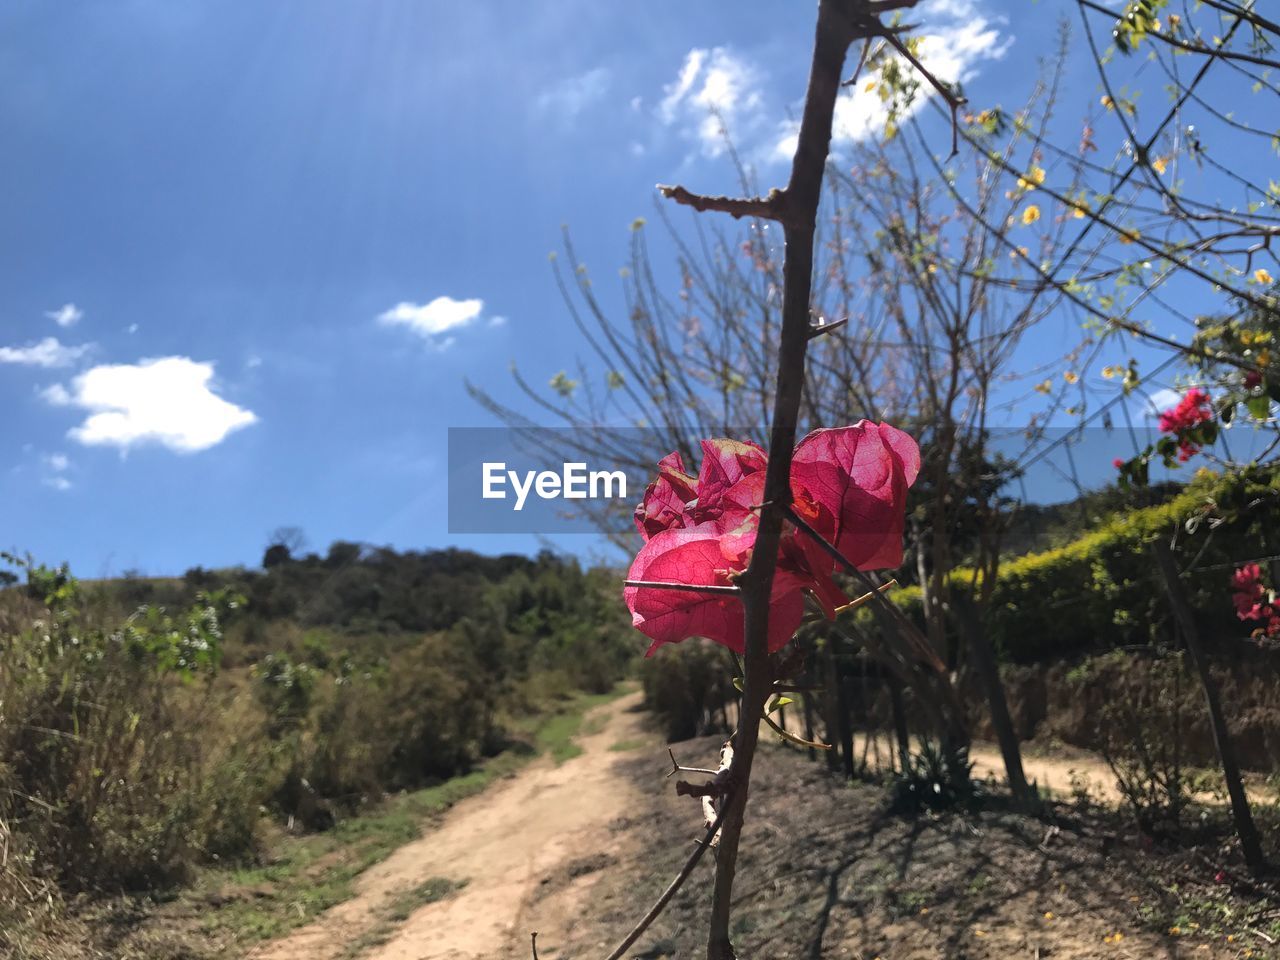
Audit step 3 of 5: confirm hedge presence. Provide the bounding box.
[859,467,1280,663]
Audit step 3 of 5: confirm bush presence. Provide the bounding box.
[0,557,260,890]
[1087,652,1191,839]
[862,468,1280,662]
[640,640,737,742]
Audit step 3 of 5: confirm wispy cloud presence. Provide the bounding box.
[378,296,487,347]
[536,67,611,123]
[657,47,764,157]
[0,337,91,368]
[46,303,83,328]
[40,451,72,491]
[44,356,257,453]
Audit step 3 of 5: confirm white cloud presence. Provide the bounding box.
[46,303,83,328]
[45,356,257,453]
[44,476,72,492]
[0,337,91,368]
[536,67,611,121]
[658,47,764,157]
[1143,388,1182,417]
[40,382,72,405]
[774,0,1010,158]
[378,296,485,340]
[126,323,139,334]
[44,452,69,471]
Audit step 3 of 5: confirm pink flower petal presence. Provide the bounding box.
[792,421,919,571]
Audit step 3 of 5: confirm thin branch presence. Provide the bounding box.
[808,315,850,340]
[624,579,741,596]
[880,29,967,157]
[666,748,719,779]
[834,579,897,614]
[531,933,540,960]
[657,184,790,223]
[600,796,731,960]
[763,711,832,750]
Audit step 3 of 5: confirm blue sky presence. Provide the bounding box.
[0,1,1245,575]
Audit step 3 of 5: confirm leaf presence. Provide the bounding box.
[1247,396,1272,420]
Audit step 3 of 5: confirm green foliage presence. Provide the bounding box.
[639,640,737,742]
[860,469,1280,661]
[0,543,636,915]
[0,555,251,891]
[890,740,982,815]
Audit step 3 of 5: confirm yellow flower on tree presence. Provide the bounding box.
[1021,204,1041,225]
[1064,371,1079,384]
[1151,156,1168,175]
[1017,166,1046,191]
[1254,268,1274,285]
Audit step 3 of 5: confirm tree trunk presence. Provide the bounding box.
[832,634,855,780]
[803,690,817,762]
[953,595,1036,811]
[887,670,911,775]
[821,636,842,774]
[1153,540,1266,875]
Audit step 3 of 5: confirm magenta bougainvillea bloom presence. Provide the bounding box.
[1158,387,1214,462]
[1231,563,1280,640]
[625,422,920,657]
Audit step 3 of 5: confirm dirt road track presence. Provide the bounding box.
[248,691,651,960]
[248,694,1269,960]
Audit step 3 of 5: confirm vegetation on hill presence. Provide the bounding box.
[0,543,634,951]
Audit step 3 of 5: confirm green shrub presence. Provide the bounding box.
[861,468,1280,662]
[0,556,259,890]
[640,640,737,742]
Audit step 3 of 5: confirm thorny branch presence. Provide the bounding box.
[596,0,970,956]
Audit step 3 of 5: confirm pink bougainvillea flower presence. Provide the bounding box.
[1230,563,1280,641]
[626,421,920,657]
[633,451,698,538]
[1158,388,1214,462]
[623,522,806,655]
[791,422,921,572]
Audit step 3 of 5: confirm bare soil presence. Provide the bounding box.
[246,691,653,960]
[240,696,1280,959]
[550,733,1280,960]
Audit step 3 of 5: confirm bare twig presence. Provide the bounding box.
[763,711,832,750]
[807,315,850,340]
[531,932,540,960]
[879,29,967,156]
[600,801,731,960]
[656,184,789,223]
[833,579,897,614]
[666,748,719,779]
[624,580,741,596]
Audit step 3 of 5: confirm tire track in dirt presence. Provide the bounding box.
[248,690,651,960]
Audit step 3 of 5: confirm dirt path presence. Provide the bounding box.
[849,731,1274,805]
[248,690,652,960]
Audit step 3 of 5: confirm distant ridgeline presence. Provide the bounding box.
[112,545,613,636]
